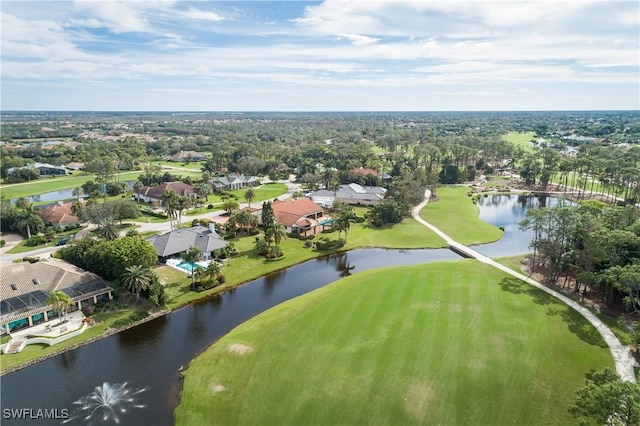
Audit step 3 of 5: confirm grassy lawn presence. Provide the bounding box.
[5,228,83,254]
[176,260,612,426]
[420,185,503,245]
[0,170,203,200]
[150,160,206,170]
[0,310,132,372]
[502,131,537,153]
[6,240,57,254]
[186,182,289,215]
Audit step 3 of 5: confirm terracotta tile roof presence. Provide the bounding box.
[271,199,323,227]
[38,202,79,225]
[139,182,196,200]
[349,167,379,176]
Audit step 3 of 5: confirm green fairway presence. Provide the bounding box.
[176,260,612,426]
[420,186,503,245]
[0,170,202,200]
[502,131,537,152]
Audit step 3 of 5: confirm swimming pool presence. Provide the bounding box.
[176,261,202,273]
[318,218,333,225]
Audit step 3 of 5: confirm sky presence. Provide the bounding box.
[1,0,639,111]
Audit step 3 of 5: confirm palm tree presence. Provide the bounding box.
[205,261,221,285]
[15,208,45,239]
[182,245,202,290]
[335,204,357,242]
[72,186,84,200]
[244,188,255,207]
[96,219,120,240]
[133,180,143,204]
[45,290,72,324]
[265,221,287,248]
[196,183,212,202]
[175,195,192,226]
[161,190,178,230]
[71,200,84,218]
[121,265,153,302]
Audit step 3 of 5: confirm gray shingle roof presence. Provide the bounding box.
[146,226,227,257]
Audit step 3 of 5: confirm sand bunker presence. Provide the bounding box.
[228,343,253,355]
[211,384,227,393]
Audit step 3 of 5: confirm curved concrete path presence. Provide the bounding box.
[412,192,637,382]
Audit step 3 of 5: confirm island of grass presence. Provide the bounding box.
[176,260,612,426]
[420,185,503,245]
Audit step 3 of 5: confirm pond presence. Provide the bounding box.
[10,181,136,204]
[473,194,572,257]
[0,195,562,426]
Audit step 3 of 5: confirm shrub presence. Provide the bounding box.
[141,210,168,219]
[22,256,40,263]
[304,241,313,248]
[207,204,214,209]
[267,245,283,258]
[111,310,149,329]
[25,235,47,246]
[0,240,5,248]
[315,238,346,251]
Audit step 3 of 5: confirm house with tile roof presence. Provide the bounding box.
[146,224,228,262]
[38,201,81,228]
[210,174,260,191]
[0,258,113,334]
[269,198,328,236]
[310,183,386,207]
[136,181,198,203]
[349,167,392,180]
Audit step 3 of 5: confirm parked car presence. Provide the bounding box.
[55,237,71,246]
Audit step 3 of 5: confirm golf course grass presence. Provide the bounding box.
[176,260,612,426]
[420,186,503,245]
[502,131,537,152]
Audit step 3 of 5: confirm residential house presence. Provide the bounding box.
[7,162,67,176]
[38,201,81,229]
[269,198,328,236]
[136,181,198,204]
[146,224,228,262]
[310,183,386,207]
[168,151,207,162]
[0,258,113,334]
[349,167,392,180]
[210,174,260,191]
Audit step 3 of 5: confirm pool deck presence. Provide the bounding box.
[6,311,85,340]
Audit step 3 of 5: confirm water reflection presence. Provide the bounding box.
[475,194,571,257]
[1,195,559,426]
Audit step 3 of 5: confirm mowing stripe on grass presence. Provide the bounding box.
[176,260,612,426]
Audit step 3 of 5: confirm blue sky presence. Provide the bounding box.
[1,0,638,111]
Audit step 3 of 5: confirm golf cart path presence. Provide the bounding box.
[412,191,637,382]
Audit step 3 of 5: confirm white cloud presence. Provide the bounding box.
[337,34,380,45]
[180,7,225,22]
[1,0,638,110]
